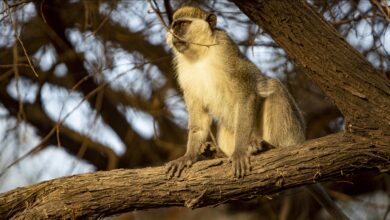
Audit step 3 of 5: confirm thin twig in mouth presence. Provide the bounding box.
[147,0,218,48]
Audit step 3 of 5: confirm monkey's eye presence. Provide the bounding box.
[172,20,191,29]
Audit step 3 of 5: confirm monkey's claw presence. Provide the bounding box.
[166,154,197,179]
[231,153,251,178]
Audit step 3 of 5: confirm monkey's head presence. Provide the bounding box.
[166,6,217,55]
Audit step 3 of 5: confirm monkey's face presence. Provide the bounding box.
[166,11,217,55]
[170,18,193,53]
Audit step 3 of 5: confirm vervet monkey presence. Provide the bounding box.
[166,6,304,177]
[165,6,348,219]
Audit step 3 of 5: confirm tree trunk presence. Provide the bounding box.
[232,0,390,132]
[1,0,389,219]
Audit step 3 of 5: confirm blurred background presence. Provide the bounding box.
[0,0,389,219]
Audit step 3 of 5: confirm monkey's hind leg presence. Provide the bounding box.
[259,79,305,147]
[217,125,235,157]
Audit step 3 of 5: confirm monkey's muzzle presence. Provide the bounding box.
[172,39,189,53]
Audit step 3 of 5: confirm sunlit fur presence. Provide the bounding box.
[260,79,305,146]
[173,6,209,20]
[166,7,305,157]
[165,7,347,218]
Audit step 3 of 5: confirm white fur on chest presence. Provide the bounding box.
[176,52,235,128]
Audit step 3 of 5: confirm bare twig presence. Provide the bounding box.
[5,1,39,78]
[90,5,114,37]
[39,0,47,23]
[0,0,31,16]
[7,3,26,124]
[0,62,144,176]
[370,0,390,22]
[0,63,30,68]
[15,37,39,77]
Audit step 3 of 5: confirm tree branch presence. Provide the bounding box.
[2,1,389,219]
[0,132,389,218]
[233,0,390,132]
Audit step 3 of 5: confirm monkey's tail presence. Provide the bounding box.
[307,184,350,220]
[258,79,349,219]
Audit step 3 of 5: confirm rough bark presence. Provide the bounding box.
[0,133,389,219]
[232,0,390,132]
[1,0,389,219]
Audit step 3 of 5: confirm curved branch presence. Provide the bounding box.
[0,132,389,218]
[233,0,390,132]
[1,1,389,219]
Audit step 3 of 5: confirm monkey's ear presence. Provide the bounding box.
[206,13,217,29]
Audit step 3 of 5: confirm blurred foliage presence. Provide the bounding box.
[0,0,389,219]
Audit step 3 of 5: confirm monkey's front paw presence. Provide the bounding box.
[231,152,251,178]
[166,154,197,179]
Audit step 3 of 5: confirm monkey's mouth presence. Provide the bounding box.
[173,40,189,53]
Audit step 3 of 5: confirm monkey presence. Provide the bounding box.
[165,6,305,177]
[165,6,349,219]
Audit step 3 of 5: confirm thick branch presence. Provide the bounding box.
[1,132,389,219]
[233,0,390,131]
